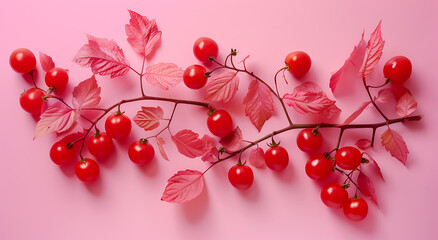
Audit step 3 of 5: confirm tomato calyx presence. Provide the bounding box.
[204,72,211,78]
[218,146,226,153]
[79,158,86,163]
[93,129,101,137]
[207,107,216,116]
[361,157,369,164]
[311,126,321,136]
[208,56,215,62]
[139,138,149,144]
[114,110,125,116]
[267,136,280,148]
[66,142,74,150]
[341,183,350,189]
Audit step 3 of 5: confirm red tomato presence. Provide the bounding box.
[343,198,368,221]
[320,182,348,209]
[74,158,100,183]
[285,51,311,79]
[383,56,412,84]
[183,65,208,89]
[264,146,289,172]
[207,110,233,137]
[305,154,333,180]
[193,37,219,62]
[19,88,45,115]
[228,164,254,190]
[87,132,114,159]
[105,113,132,140]
[335,146,362,170]
[128,140,155,165]
[45,67,69,92]
[50,140,75,165]
[9,48,36,73]
[296,128,322,153]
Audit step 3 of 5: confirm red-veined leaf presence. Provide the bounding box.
[249,147,265,168]
[125,10,162,57]
[359,21,385,78]
[357,171,379,207]
[133,106,164,131]
[34,102,82,139]
[375,88,393,103]
[355,139,372,150]
[156,137,169,161]
[283,82,341,118]
[39,52,55,72]
[171,129,206,158]
[73,35,130,78]
[219,127,243,152]
[395,92,417,117]
[243,80,274,131]
[205,71,239,103]
[329,32,366,95]
[342,101,372,125]
[363,152,384,181]
[72,75,101,110]
[201,135,218,163]
[143,63,183,90]
[381,127,409,164]
[161,169,204,203]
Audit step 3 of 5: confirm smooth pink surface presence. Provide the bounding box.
[1,0,437,239]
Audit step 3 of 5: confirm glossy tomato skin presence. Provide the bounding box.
[105,113,132,140]
[305,154,333,180]
[9,48,36,73]
[296,128,322,153]
[128,141,155,165]
[335,146,362,170]
[228,165,254,190]
[45,67,69,92]
[193,37,219,62]
[87,132,114,159]
[264,146,289,172]
[74,158,99,183]
[383,56,412,84]
[20,88,45,115]
[207,110,233,137]
[321,182,348,209]
[183,65,208,89]
[50,140,75,165]
[285,51,311,79]
[343,198,368,221]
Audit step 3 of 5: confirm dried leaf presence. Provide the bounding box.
[395,92,417,117]
[161,169,204,203]
[355,139,372,150]
[72,75,101,110]
[205,71,239,103]
[381,127,409,165]
[39,52,55,72]
[34,103,82,139]
[363,152,384,181]
[342,101,372,125]
[133,106,164,131]
[243,80,274,131]
[156,137,169,161]
[171,129,207,158]
[219,127,243,152]
[125,10,162,57]
[143,63,183,90]
[359,21,385,78]
[249,147,265,168]
[357,172,379,207]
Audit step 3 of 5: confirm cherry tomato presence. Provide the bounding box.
[343,198,368,221]
[9,48,36,73]
[285,51,311,79]
[105,113,132,140]
[74,158,99,183]
[228,164,254,190]
[305,154,333,180]
[383,56,412,84]
[19,88,45,115]
[335,146,362,170]
[207,110,233,137]
[45,67,69,92]
[264,145,289,172]
[193,37,219,62]
[50,140,75,165]
[128,140,155,165]
[320,182,348,209]
[183,65,208,89]
[87,132,114,159]
[296,128,322,153]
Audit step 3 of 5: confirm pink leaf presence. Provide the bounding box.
[34,103,82,139]
[375,88,393,103]
[156,137,169,161]
[357,172,379,207]
[201,135,218,163]
[125,10,162,57]
[219,127,243,152]
[363,152,384,181]
[205,71,239,103]
[355,139,372,150]
[359,21,385,78]
[395,92,417,117]
[329,32,366,95]
[249,147,265,168]
[72,75,101,110]
[161,169,204,203]
[73,35,130,78]
[171,130,207,158]
[342,101,372,125]
[392,84,411,100]
[243,80,274,131]
[39,52,55,72]
[283,82,341,118]
[381,127,409,165]
[143,63,183,90]
[133,106,164,131]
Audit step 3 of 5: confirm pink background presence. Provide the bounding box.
[1,0,437,239]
